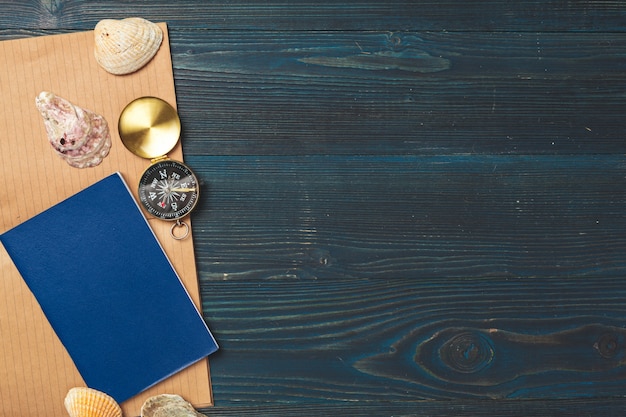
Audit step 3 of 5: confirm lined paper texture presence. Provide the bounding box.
[0,24,213,417]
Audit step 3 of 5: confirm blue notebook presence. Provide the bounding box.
[0,172,218,403]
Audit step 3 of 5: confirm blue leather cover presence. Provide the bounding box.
[0,172,218,403]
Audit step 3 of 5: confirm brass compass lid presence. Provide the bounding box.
[118,96,181,159]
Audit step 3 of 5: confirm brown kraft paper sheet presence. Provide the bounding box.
[0,23,213,417]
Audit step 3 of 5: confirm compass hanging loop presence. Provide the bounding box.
[171,219,190,240]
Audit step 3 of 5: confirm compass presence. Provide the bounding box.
[118,96,199,240]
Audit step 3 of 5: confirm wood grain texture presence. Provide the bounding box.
[1,1,626,31]
[202,278,626,402]
[197,399,626,416]
[190,155,626,280]
[191,155,626,402]
[1,0,626,415]
[171,30,626,155]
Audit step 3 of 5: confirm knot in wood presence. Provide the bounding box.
[440,331,494,374]
[594,333,621,359]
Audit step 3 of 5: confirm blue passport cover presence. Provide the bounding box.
[0,172,218,403]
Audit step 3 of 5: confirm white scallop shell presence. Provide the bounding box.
[64,387,123,417]
[94,17,163,75]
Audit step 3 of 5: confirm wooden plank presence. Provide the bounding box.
[199,399,626,416]
[188,154,626,400]
[2,1,626,31]
[189,154,626,280]
[202,278,626,401]
[170,30,626,156]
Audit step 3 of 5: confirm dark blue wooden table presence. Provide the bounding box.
[3,1,626,415]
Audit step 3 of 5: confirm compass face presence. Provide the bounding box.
[138,159,199,220]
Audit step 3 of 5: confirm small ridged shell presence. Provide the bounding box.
[141,394,207,417]
[64,387,123,417]
[94,17,163,75]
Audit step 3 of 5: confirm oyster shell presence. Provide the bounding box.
[94,17,163,75]
[64,387,123,417]
[35,91,111,168]
[141,394,207,417]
